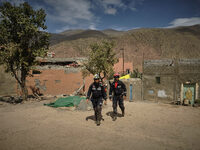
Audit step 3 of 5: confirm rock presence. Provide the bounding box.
[87,106,92,111]
[76,100,93,111]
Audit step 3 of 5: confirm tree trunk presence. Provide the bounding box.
[20,67,28,101]
[21,82,28,101]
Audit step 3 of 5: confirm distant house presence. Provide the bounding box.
[143,59,200,104]
[114,58,133,75]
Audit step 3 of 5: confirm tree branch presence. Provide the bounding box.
[10,66,22,85]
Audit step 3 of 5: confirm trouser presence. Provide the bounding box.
[112,95,125,115]
[91,98,103,121]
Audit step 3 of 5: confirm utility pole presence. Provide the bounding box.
[120,48,124,75]
[174,49,179,102]
[142,52,144,101]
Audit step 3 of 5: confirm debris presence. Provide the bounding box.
[76,99,93,111]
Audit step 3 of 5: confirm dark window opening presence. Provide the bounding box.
[126,69,130,74]
[40,61,78,66]
[156,77,160,84]
[32,70,41,74]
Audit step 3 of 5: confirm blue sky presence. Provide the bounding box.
[1,0,200,33]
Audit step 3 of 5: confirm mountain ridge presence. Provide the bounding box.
[49,24,200,71]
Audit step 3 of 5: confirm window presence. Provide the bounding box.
[32,70,41,74]
[156,77,160,84]
[126,69,130,74]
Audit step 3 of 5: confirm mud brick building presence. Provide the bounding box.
[0,57,134,97]
[143,59,200,104]
[26,57,93,96]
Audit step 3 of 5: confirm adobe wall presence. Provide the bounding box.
[0,66,16,96]
[26,68,93,96]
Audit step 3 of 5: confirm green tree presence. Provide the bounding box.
[130,68,142,79]
[82,40,118,80]
[0,2,49,101]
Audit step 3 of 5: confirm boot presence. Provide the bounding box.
[96,120,100,126]
[122,110,125,117]
[121,108,125,117]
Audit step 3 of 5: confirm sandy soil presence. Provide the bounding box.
[0,100,200,150]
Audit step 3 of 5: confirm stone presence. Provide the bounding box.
[76,100,93,111]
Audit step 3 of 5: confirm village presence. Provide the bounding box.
[1,50,200,150]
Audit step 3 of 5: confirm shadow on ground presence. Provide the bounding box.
[106,111,123,120]
[85,115,105,121]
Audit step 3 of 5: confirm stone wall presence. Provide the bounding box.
[143,59,200,102]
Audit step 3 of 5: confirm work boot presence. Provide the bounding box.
[122,110,125,117]
[96,120,100,126]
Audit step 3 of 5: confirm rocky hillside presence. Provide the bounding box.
[49,24,200,71]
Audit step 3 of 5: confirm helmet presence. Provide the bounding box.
[114,73,120,78]
[94,74,100,80]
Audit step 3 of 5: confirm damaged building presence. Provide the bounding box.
[25,57,93,96]
[143,59,200,105]
[1,56,137,100]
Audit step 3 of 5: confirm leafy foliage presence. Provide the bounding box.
[130,68,142,79]
[0,2,49,100]
[82,40,118,80]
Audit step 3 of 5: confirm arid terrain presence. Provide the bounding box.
[49,25,200,71]
[1,100,200,150]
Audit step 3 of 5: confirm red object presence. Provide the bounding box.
[115,82,118,88]
[114,73,120,77]
[114,73,120,78]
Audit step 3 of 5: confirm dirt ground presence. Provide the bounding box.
[0,99,200,150]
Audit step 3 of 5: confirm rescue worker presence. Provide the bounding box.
[109,73,126,121]
[86,74,107,126]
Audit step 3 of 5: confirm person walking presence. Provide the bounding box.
[109,73,127,121]
[86,74,107,126]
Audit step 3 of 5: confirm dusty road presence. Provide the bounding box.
[0,100,200,150]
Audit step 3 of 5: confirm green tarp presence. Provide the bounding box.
[44,96,86,108]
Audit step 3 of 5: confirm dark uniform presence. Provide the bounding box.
[87,82,107,125]
[109,80,126,119]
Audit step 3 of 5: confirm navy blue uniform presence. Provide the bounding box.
[87,82,107,122]
[109,80,126,117]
